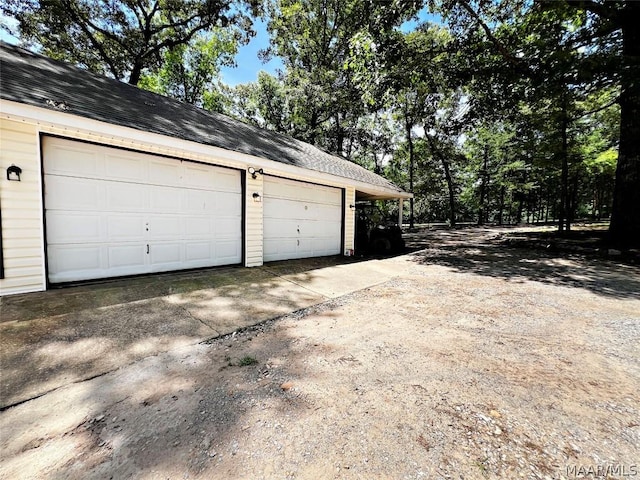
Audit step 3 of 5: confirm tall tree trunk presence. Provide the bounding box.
[516,194,524,224]
[497,185,505,225]
[609,1,640,248]
[478,144,488,225]
[559,92,570,233]
[442,158,456,227]
[545,189,551,223]
[129,59,144,85]
[335,112,344,156]
[406,119,415,229]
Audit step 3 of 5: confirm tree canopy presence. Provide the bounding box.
[2,0,259,84]
[3,0,638,247]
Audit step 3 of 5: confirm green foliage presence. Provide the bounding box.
[261,0,420,151]
[238,356,258,366]
[138,30,237,110]
[5,0,635,241]
[2,0,256,84]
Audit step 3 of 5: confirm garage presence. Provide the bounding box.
[263,176,342,262]
[43,136,242,283]
[1,44,412,295]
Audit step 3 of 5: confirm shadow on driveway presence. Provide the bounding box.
[408,226,640,300]
[0,254,394,410]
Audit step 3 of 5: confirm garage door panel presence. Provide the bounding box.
[185,242,213,263]
[148,159,181,186]
[149,243,182,269]
[215,240,241,261]
[105,153,146,182]
[185,190,217,213]
[297,238,313,255]
[215,217,241,239]
[214,191,241,213]
[213,170,242,192]
[108,245,146,269]
[43,137,242,283]
[46,212,102,244]
[107,182,149,211]
[48,245,103,282]
[147,215,182,239]
[184,216,214,237]
[263,218,295,237]
[300,221,324,237]
[107,215,145,242]
[149,185,183,212]
[313,237,340,253]
[317,205,341,221]
[263,198,290,217]
[264,238,297,261]
[45,175,103,211]
[46,144,101,177]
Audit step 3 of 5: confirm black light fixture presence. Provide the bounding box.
[6,164,22,181]
[248,166,264,179]
[349,204,356,210]
[252,192,262,202]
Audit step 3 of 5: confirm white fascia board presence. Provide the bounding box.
[0,99,412,199]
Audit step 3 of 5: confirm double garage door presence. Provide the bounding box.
[43,137,344,284]
[44,137,242,283]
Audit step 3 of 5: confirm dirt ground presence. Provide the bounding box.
[1,227,638,479]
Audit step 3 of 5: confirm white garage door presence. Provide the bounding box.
[43,137,242,283]
[263,176,342,262]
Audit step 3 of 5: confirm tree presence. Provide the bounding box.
[2,0,257,85]
[227,72,293,131]
[138,29,238,110]
[347,23,459,227]
[568,1,640,248]
[262,0,420,152]
[462,122,516,225]
[431,0,639,246]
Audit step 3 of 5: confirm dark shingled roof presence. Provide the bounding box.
[0,43,406,194]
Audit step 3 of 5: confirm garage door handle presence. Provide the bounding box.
[146,244,149,254]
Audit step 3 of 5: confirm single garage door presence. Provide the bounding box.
[263,176,342,262]
[43,137,242,283]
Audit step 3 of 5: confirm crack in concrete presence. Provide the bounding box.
[0,368,124,412]
[176,303,219,334]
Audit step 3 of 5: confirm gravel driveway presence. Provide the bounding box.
[1,227,638,479]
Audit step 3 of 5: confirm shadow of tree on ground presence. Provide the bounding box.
[407,227,640,300]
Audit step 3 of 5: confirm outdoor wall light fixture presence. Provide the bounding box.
[349,204,356,209]
[6,164,22,181]
[252,192,262,202]
[248,166,264,179]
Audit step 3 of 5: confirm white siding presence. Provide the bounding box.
[0,119,45,294]
[245,172,263,267]
[344,186,355,252]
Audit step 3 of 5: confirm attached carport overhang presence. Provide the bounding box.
[355,187,414,227]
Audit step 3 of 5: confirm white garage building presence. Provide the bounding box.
[0,43,411,295]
